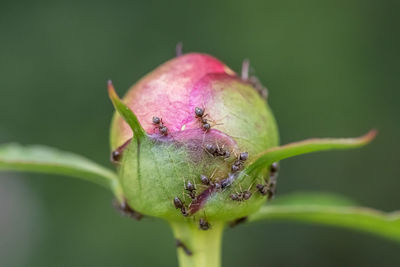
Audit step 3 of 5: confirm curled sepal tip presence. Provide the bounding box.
[108,80,146,141]
[245,129,377,175]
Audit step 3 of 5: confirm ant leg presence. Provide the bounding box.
[176,239,192,255]
[241,58,250,81]
[176,42,183,57]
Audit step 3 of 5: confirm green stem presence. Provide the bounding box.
[170,221,225,267]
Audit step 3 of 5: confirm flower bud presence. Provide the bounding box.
[109,53,279,222]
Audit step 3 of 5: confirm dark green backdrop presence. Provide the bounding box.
[1,1,399,266]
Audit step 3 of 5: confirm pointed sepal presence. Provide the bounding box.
[245,130,377,175]
[108,80,146,141]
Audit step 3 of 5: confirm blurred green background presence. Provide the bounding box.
[0,0,399,266]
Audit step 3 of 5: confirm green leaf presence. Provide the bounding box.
[0,143,123,201]
[108,80,146,141]
[248,192,400,242]
[245,130,377,175]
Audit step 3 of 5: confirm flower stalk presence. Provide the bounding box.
[170,221,224,267]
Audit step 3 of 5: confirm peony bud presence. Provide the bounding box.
[109,53,279,222]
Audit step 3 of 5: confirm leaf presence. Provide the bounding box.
[108,80,146,141]
[268,192,357,207]
[248,192,400,242]
[245,130,377,175]
[0,143,123,201]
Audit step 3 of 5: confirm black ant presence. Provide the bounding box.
[266,162,279,199]
[256,184,269,196]
[204,143,231,159]
[110,138,132,164]
[230,190,252,201]
[173,196,189,216]
[152,116,168,136]
[114,199,143,220]
[230,152,249,173]
[200,169,224,189]
[230,183,253,201]
[241,59,268,100]
[173,196,184,209]
[270,162,279,174]
[199,218,210,230]
[200,174,210,185]
[185,181,196,199]
[194,107,212,132]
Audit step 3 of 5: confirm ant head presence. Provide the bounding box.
[195,107,204,117]
[152,116,161,124]
[239,152,249,161]
[205,143,217,154]
[200,175,209,185]
[199,218,210,230]
[186,181,195,191]
[173,197,183,209]
[270,162,279,173]
[231,164,240,172]
[111,150,121,162]
[230,193,239,201]
[243,191,252,200]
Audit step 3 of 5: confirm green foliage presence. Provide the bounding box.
[245,130,377,175]
[0,143,123,201]
[249,192,400,242]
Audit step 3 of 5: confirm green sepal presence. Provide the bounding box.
[245,130,377,175]
[108,80,147,142]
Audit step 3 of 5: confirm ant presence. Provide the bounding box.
[152,116,168,136]
[230,183,253,201]
[200,174,210,185]
[204,142,231,159]
[110,138,132,164]
[185,180,196,199]
[194,107,213,132]
[200,169,223,190]
[231,152,249,173]
[266,162,279,199]
[241,59,268,100]
[114,199,143,220]
[173,196,189,217]
[256,183,269,196]
[199,218,210,230]
[230,190,252,201]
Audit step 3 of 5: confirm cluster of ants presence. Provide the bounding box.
[204,142,248,173]
[205,143,230,159]
[170,106,279,230]
[255,162,279,199]
[151,106,211,136]
[173,172,220,218]
[173,193,210,230]
[230,162,279,202]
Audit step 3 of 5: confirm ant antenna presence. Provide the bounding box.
[176,42,183,57]
[241,58,250,81]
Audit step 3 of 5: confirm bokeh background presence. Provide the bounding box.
[1,0,399,266]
